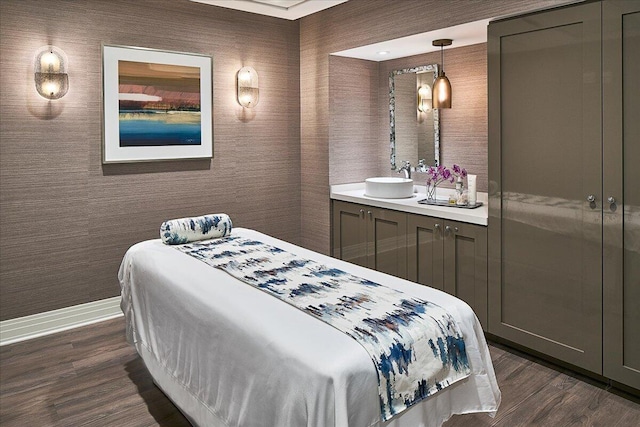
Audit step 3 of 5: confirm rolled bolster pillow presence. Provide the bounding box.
[160,213,233,245]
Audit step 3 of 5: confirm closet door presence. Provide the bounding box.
[488,2,603,373]
[603,0,640,390]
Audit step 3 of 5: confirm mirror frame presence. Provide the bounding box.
[389,64,440,170]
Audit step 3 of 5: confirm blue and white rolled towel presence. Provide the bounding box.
[160,213,232,245]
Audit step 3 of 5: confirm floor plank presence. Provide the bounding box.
[0,318,638,426]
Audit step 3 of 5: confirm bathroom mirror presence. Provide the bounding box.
[390,64,440,170]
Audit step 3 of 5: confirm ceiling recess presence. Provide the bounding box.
[189,0,349,20]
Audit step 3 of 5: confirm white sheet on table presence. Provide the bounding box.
[119,228,500,427]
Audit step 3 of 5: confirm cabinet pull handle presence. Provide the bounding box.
[587,194,596,203]
[367,210,372,219]
[359,209,364,217]
[434,223,441,230]
[444,225,458,234]
[607,196,616,205]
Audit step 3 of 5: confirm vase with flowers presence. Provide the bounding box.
[425,164,467,202]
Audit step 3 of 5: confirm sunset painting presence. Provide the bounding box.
[102,45,212,163]
[118,61,201,147]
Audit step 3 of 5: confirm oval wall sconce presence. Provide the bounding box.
[34,45,69,100]
[417,84,432,112]
[237,66,259,108]
[432,39,452,109]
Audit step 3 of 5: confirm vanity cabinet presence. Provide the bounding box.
[407,216,487,327]
[488,0,639,390]
[332,200,488,327]
[332,201,407,279]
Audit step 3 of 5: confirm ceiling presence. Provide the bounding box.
[331,19,491,62]
[189,0,490,61]
[189,0,349,20]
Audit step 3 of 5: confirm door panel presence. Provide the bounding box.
[407,215,444,290]
[488,2,603,373]
[332,201,367,267]
[369,208,407,279]
[621,8,640,384]
[603,1,640,390]
[444,221,488,328]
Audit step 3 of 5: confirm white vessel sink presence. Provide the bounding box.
[364,177,414,199]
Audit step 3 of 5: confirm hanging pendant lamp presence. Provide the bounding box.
[432,39,452,109]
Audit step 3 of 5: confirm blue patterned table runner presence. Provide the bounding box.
[174,236,471,421]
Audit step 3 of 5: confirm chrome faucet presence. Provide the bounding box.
[398,161,411,179]
[416,159,427,173]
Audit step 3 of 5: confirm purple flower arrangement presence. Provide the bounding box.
[425,164,467,186]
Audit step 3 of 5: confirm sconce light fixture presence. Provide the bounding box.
[237,66,259,108]
[417,84,432,113]
[432,39,452,109]
[34,45,69,100]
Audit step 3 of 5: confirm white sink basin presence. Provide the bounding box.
[364,177,414,199]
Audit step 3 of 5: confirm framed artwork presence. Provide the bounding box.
[102,45,213,163]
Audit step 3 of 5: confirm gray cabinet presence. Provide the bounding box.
[488,0,639,390]
[332,200,368,268]
[602,0,640,391]
[332,200,407,279]
[407,217,444,291]
[332,200,488,328]
[408,216,487,327]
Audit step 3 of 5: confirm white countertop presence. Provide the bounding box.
[330,182,488,226]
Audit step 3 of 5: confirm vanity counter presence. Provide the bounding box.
[330,182,488,226]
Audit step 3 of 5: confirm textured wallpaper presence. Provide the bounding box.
[0,0,300,320]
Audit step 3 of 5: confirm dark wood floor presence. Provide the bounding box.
[1,318,638,427]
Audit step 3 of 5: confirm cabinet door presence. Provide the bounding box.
[603,0,640,390]
[407,215,444,291]
[488,2,603,373]
[443,221,488,328]
[332,201,368,267]
[367,207,407,279]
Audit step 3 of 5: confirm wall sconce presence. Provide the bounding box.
[237,66,259,108]
[432,39,452,109]
[34,46,69,100]
[417,84,432,112]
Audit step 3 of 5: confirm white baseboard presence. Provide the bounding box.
[0,296,123,346]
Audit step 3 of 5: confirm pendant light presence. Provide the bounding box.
[432,39,452,109]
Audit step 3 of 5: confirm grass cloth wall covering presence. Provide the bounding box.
[0,0,300,320]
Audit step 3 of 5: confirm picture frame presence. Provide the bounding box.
[102,45,213,163]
